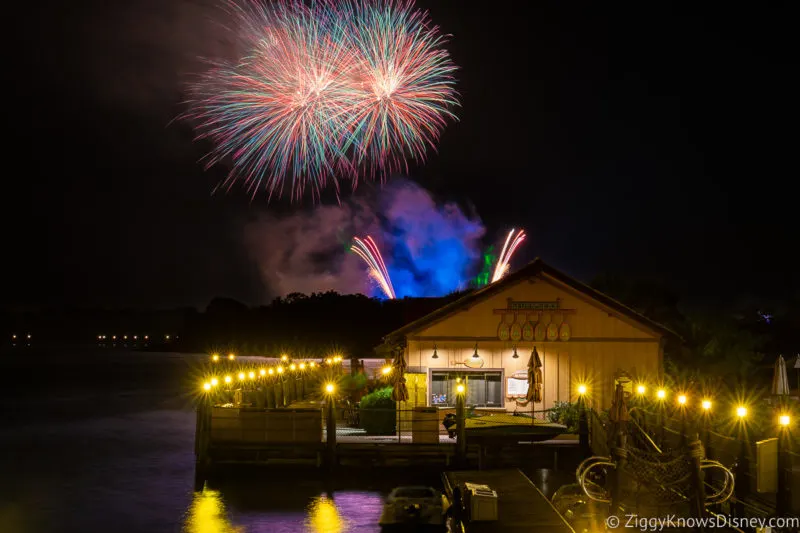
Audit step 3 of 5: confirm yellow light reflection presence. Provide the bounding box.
[306,496,344,533]
[184,489,242,533]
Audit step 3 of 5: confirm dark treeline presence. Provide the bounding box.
[0,292,463,359]
[3,278,797,387]
[592,274,799,386]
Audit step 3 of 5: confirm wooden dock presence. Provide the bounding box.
[442,469,575,533]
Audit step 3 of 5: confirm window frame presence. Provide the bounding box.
[427,367,505,408]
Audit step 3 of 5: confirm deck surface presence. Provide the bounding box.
[443,469,574,533]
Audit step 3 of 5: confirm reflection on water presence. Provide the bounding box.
[306,496,344,533]
[183,487,386,533]
[184,489,242,533]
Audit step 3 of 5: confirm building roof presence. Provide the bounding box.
[382,258,680,344]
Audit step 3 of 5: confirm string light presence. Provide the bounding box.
[259,369,266,377]
[224,376,232,384]
[210,378,219,387]
[702,400,712,411]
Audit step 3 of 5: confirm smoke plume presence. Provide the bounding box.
[244,179,485,299]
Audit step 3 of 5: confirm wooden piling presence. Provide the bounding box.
[456,392,466,466]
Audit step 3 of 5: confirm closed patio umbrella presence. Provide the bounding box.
[772,355,790,397]
[526,347,543,404]
[609,382,629,424]
[391,349,409,402]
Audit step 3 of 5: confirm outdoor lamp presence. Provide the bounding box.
[472,343,480,359]
[577,384,587,396]
[736,406,747,419]
[456,384,465,394]
[702,400,712,411]
[432,344,439,359]
[656,389,666,400]
[779,414,790,427]
[677,394,687,406]
[512,346,519,359]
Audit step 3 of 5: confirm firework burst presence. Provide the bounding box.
[351,236,396,299]
[185,0,458,200]
[492,229,526,283]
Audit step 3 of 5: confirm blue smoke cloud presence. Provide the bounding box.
[378,180,485,298]
[245,178,485,300]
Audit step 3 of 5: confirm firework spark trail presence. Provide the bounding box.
[491,229,526,283]
[351,236,396,299]
[184,0,458,200]
[340,0,459,176]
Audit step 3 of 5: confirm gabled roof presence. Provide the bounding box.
[382,258,680,343]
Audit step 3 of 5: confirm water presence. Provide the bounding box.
[0,349,438,533]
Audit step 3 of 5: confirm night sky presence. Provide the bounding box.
[2,1,796,310]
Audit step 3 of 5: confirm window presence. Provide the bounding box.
[430,370,503,407]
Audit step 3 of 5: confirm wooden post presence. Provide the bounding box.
[688,434,707,527]
[703,415,713,491]
[609,426,627,515]
[733,432,749,518]
[578,397,590,458]
[456,392,466,467]
[326,395,337,469]
[777,427,790,516]
[194,396,211,490]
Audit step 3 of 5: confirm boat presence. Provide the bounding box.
[379,486,446,530]
[444,412,566,443]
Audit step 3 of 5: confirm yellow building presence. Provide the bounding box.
[381,259,676,412]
